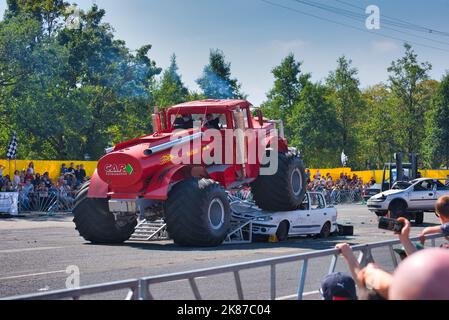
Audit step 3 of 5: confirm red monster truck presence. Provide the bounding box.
[73,99,306,246]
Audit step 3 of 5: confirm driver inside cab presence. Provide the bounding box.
[174,114,194,129]
[204,114,221,130]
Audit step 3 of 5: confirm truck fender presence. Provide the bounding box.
[143,165,190,200]
[87,169,109,199]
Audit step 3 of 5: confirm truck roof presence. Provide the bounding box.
[168,99,252,114]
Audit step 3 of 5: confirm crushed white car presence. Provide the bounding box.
[230,192,338,241]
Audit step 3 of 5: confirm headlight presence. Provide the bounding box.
[371,195,387,202]
[255,216,273,221]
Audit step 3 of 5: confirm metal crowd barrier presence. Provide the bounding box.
[3,234,445,301]
[18,189,75,214]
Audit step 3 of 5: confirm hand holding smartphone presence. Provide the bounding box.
[378,217,405,233]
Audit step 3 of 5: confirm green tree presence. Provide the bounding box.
[424,73,449,168]
[326,56,364,167]
[1,3,161,160]
[261,53,310,120]
[358,84,401,168]
[387,43,432,154]
[196,49,245,99]
[288,82,342,167]
[153,54,189,108]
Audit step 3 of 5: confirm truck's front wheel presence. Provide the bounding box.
[73,187,137,244]
[164,178,231,247]
[251,153,306,211]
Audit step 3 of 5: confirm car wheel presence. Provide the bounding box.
[276,221,289,242]
[320,222,332,238]
[415,212,424,225]
[389,201,407,219]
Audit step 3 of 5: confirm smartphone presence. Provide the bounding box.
[378,217,404,233]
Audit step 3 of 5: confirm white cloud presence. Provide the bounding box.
[371,40,400,53]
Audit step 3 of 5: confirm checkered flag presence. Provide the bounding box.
[6,132,18,160]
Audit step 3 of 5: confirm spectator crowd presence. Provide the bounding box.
[322,195,449,300]
[305,169,376,203]
[0,162,87,212]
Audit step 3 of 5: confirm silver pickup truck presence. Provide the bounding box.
[367,178,449,224]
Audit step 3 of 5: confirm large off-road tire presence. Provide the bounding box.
[251,153,306,211]
[164,178,231,247]
[73,187,137,244]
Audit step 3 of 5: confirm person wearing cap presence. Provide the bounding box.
[320,272,357,300]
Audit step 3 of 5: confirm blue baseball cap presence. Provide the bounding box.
[320,272,357,300]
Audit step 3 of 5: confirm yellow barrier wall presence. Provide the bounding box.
[0,160,97,180]
[1,160,449,183]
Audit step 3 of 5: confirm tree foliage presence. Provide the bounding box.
[197,49,245,99]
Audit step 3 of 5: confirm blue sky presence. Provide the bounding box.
[1,0,449,105]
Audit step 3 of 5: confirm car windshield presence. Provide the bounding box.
[392,181,411,190]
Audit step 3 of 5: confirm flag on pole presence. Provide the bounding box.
[341,150,348,167]
[6,131,18,160]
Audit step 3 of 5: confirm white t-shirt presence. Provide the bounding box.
[14,175,21,185]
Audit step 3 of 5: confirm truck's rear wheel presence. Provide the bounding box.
[164,178,231,247]
[73,187,137,244]
[251,153,306,211]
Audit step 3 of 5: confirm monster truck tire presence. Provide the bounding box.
[251,153,306,211]
[73,187,137,244]
[164,178,231,247]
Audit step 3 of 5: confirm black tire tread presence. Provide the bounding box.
[251,153,307,211]
[73,187,136,244]
[164,178,231,247]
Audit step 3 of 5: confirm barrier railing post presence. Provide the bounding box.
[328,255,338,274]
[233,271,244,300]
[297,259,308,301]
[270,265,276,300]
[188,278,202,300]
[138,279,152,300]
[389,245,399,268]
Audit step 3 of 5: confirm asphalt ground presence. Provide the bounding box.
[0,204,444,300]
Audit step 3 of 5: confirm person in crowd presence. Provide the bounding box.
[13,170,21,191]
[79,164,87,182]
[316,170,321,179]
[60,163,68,176]
[334,243,386,300]
[419,195,449,244]
[74,165,82,185]
[357,249,449,300]
[67,163,76,175]
[33,173,42,188]
[320,272,357,300]
[0,164,4,177]
[19,179,34,211]
[388,248,449,300]
[57,177,75,209]
[305,169,311,183]
[24,168,34,182]
[42,172,52,189]
[28,162,34,175]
